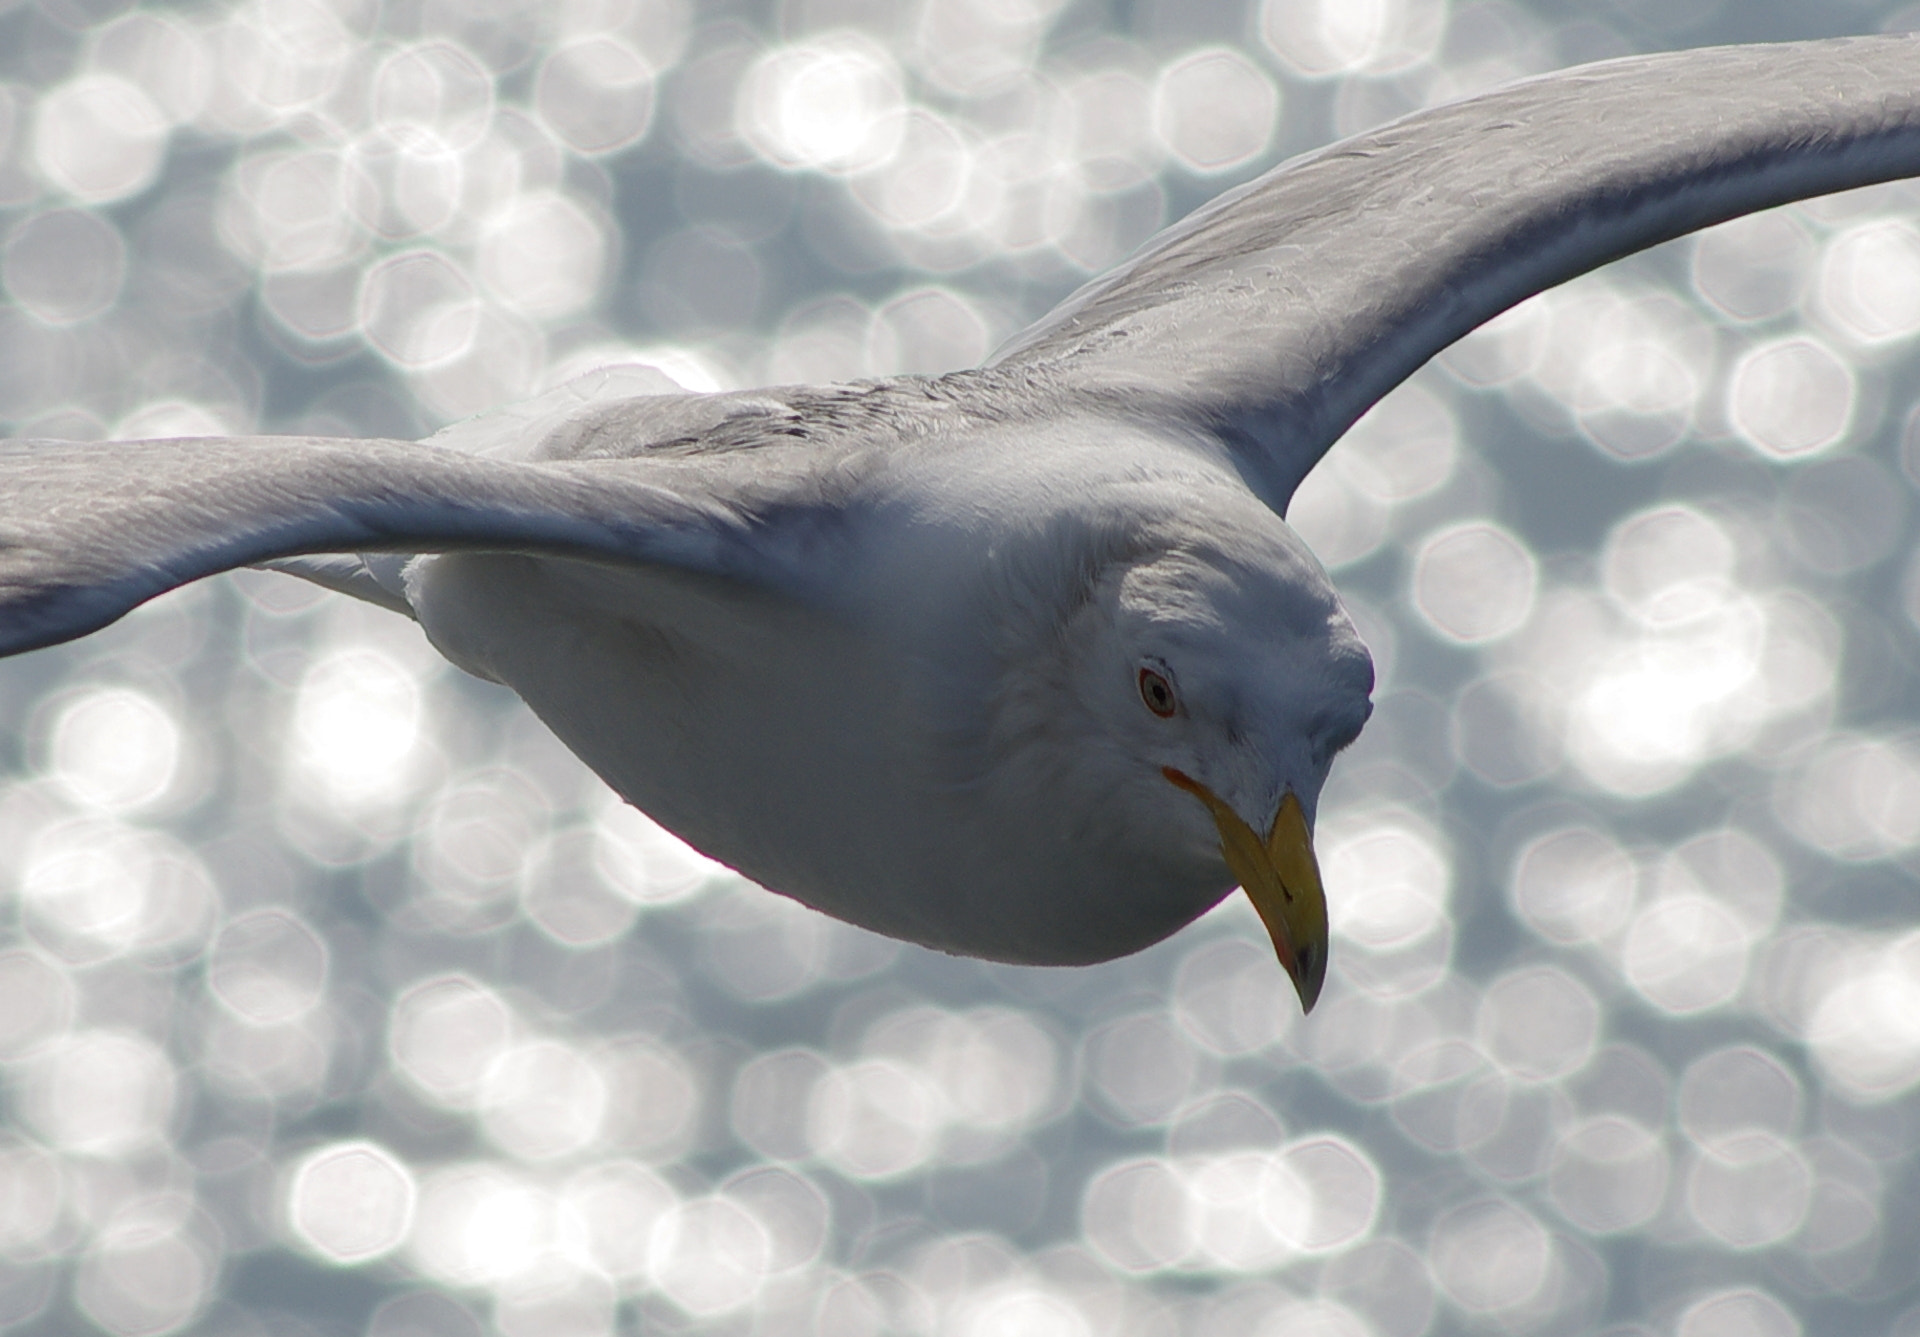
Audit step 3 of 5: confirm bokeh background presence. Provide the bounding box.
[3,0,1920,1333]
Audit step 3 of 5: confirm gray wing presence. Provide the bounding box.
[989,34,1920,511]
[0,433,790,657]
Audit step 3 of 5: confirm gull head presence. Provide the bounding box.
[979,487,1373,1013]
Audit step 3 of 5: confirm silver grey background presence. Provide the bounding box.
[4,1,1920,1334]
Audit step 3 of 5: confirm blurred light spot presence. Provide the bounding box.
[954,1286,1090,1337]
[1680,1046,1801,1151]
[413,769,549,926]
[389,975,516,1109]
[1287,459,1389,569]
[1338,382,1460,504]
[739,36,905,175]
[19,1030,175,1156]
[3,207,126,325]
[1082,1011,1206,1126]
[477,191,606,320]
[358,249,481,369]
[1573,299,1704,460]
[1081,1157,1191,1271]
[32,74,167,203]
[1510,281,1710,460]
[372,42,496,152]
[1321,1240,1437,1337]
[1784,454,1907,574]
[1691,211,1814,322]
[1321,811,1450,952]
[768,294,874,384]
[870,285,990,374]
[44,686,178,814]
[649,1195,772,1316]
[535,38,656,155]
[75,1208,212,1337]
[1677,1289,1801,1337]
[1411,522,1536,644]
[409,302,548,421]
[592,799,718,906]
[1178,1150,1310,1271]
[730,1048,828,1161]
[700,885,842,1001]
[344,127,468,241]
[1428,1198,1552,1314]
[1546,1115,1668,1234]
[0,951,73,1059]
[1623,892,1750,1014]
[115,399,239,440]
[20,820,215,964]
[1173,937,1293,1056]
[1451,669,1558,787]
[1658,827,1783,939]
[222,148,363,274]
[288,1141,417,1263]
[865,1006,1062,1137]
[1602,504,1735,627]
[409,1165,551,1288]
[1686,1131,1812,1249]
[721,1166,829,1275]
[520,828,641,947]
[598,1036,699,1160]
[1562,590,1816,798]
[289,646,425,805]
[1260,0,1449,77]
[0,1140,63,1258]
[1059,67,1161,194]
[1805,934,1920,1100]
[1727,336,1854,459]
[479,1040,608,1161]
[1815,218,1920,345]
[848,107,970,231]
[1151,48,1278,174]
[1477,967,1597,1081]
[90,12,213,127]
[562,1160,678,1282]
[1282,1136,1382,1252]
[1440,291,1551,387]
[493,1264,614,1337]
[208,909,327,1025]
[200,1006,333,1103]
[909,0,1062,97]
[806,1059,943,1179]
[1780,733,1920,861]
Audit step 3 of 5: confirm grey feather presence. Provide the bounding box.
[0,434,800,656]
[991,34,1920,510]
[5,35,1920,661]
[258,554,417,616]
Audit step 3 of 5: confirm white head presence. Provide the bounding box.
[976,487,1373,1009]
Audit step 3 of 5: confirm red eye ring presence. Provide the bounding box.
[1138,667,1178,718]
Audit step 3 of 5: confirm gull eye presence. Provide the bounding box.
[1138,667,1178,718]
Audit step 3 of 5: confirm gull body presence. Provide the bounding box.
[411,388,1369,968]
[5,35,1920,1010]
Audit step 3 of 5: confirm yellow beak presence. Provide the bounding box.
[1163,767,1329,1014]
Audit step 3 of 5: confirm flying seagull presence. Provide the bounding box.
[3,36,1917,1015]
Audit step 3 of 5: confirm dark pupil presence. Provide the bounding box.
[1143,673,1171,711]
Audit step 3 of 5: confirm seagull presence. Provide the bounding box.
[3,36,1917,1014]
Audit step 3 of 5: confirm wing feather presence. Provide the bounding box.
[0,434,778,656]
[991,34,1920,509]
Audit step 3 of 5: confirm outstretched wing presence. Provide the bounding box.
[990,34,1920,511]
[0,433,789,657]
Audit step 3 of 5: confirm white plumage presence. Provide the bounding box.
[5,35,1919,1012]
